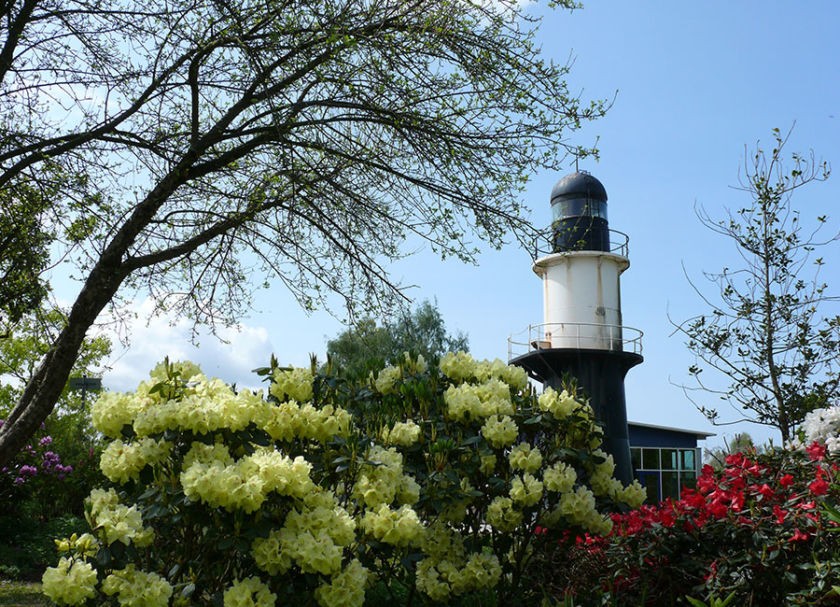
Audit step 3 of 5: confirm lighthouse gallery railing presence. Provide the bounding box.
[507,322,644,359]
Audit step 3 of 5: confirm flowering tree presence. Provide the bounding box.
[41,354,644,606]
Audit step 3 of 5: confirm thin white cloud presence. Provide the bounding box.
[102,298,274,393]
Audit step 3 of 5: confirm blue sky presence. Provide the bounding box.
[100,2,840,451]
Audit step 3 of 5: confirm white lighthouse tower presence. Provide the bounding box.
[509,172,643,484]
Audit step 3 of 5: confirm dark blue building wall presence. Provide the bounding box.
[628,424,701,449]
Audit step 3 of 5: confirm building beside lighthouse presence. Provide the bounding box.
[508,171,710,492]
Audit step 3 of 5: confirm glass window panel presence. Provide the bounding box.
[680,449,696,472]
[636,471,659,504]
[680,471,698,492]
[661,471,680,500]
[642,448,660,470]
[631,448,642,471]
[661,448,678,470]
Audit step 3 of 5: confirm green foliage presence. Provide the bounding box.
[42,354,643,606]
[1,0,607,468]
[326,300,469,379]
[676,128,840,441]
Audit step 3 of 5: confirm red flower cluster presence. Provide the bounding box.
[607,445,836,546]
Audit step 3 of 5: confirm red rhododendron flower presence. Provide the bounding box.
[778,474,794,488]
[789,528,810,542]
[806,442,827,461]
[772,505,787,524]
[809,478,830,496]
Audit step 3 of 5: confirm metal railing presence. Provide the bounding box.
[508,322,643,359]
[532,228,630,260]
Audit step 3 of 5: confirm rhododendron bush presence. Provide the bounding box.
[42,353,644,606]
[557,409,840,606]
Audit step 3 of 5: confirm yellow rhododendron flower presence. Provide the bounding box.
[508,442,543,474]
[314,559,369,607]
[509,473,544,507]
[223,576,276,607]
[486,496,522,532]
[102,565,173,607]
[270,367,314,403]
[480,415,518,448]
[42,557,98,605]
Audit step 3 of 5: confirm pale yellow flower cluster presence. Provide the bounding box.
[180,444,315,513]
[416,554,503,602]
[373,365,401,394]
[439,352,528,391]
[509,473,544,507]
[149,359,203,382]
[555,486,613,535]
[223,576,276,607]
[380,420,422,446]
[259,401,352,444]
[86,488,153,547]
[352,445,419,508]
[486,496,523,532]
[480,415,519,448]
[252,490,355,577]
[41,557,97,606]
[615,480,647,509]
[99,437,171,484]
[91,391,144,438]
[362,504,424,547]
[415,525,502,602]
[54,533,98,558]
[313,559,369,607]
[444,379,514,422]
[132,380,265,436]
[543,461,577,494]
[270,367,314,403]
[102,565,173,607]
[508,442,542,473]
[480,453,497,475]
[537,387,585,420]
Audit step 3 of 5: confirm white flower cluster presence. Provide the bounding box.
[799,405,840,454]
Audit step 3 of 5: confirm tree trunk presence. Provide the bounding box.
[0,261,125,466]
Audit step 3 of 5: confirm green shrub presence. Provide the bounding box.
[41,354,644,606]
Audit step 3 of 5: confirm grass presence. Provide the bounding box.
[0,581,49,606]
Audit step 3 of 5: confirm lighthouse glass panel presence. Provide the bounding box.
[551,198,608,221]
[631,447,701,501]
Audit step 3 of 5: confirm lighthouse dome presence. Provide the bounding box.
[550,171,608,205]
[550,171,610,252]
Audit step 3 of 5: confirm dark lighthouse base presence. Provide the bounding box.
[509,348,643,486]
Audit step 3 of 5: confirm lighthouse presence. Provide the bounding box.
[508,172,643,484]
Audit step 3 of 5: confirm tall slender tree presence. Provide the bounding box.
[675,128,840,441]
